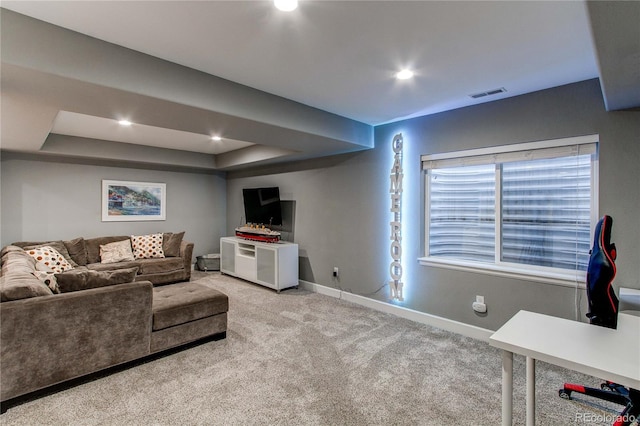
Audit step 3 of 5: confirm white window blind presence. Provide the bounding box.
[429,164,495,262]
[501,155,592,270]
[422,136,598,280]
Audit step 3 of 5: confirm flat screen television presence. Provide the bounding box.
[242,187,283,227]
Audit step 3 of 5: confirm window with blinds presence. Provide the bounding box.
[422,135,598,283]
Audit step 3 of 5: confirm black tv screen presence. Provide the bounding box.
[243,187,283,226]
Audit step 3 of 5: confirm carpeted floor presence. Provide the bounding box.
[0,272,624,425]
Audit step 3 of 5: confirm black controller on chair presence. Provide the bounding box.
[559,215,638,426]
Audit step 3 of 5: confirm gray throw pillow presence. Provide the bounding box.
[162,232,185,257]
[63,237,88,266]
[55,267,139,293]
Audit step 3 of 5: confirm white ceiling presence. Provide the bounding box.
[51,111,255,155]
[2,0,599,130]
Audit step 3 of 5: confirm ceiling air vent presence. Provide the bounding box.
[470,87,507,99]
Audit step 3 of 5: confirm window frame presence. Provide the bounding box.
[419,135,599,288]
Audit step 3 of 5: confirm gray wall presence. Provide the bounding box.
[1,154,227,259]
[3,78,637,331]
[227,79,640,331]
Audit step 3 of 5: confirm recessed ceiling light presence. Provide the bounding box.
[118,120,132,126]
[211,136,222,141]
[395,69,414,80]
[274,0,298,12]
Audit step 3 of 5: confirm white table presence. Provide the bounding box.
[489,310,640,426]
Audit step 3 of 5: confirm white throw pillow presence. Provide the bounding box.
[100,240,135,264]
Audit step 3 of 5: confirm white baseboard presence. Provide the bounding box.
[298,280,493,342]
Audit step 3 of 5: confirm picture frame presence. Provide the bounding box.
[102,180,166,222]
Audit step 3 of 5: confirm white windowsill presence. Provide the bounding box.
[417,257,586,289]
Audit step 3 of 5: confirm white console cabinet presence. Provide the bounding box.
[220,237,299,292]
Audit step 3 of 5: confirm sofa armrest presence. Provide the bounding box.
[0,280,153,402]
[180,240,194,280]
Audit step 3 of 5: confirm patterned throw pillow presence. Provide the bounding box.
[21,241,79,267]
[100,239,135,264]
[26,246,74,274]
[33,270,60,294]
[131,234,165,259]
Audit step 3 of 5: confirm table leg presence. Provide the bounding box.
[526,356,535,426]
[502,350,513,426]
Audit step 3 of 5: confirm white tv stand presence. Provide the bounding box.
[220,237,299,293]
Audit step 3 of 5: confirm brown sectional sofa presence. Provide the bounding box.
[12,232,193,286]
[0,234,228,406]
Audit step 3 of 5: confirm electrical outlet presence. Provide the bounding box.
[333,267,339,278]
[473,295,487,313]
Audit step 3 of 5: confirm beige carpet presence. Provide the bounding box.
[0,272,623,425]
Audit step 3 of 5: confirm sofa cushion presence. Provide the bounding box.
[137,257,184,275]
[162,232,185,257]
[85,236,129,264]
[86,261,141,273]
[1,247,37,277]
[55,267,139,293]
[100,239,135,264]
[64,237,88,266]
[152,283,228,331]
[131,233,165,259]
[0,275,54,302]
[25,246,74,274]
[1,245,25,258]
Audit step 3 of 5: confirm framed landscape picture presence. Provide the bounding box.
[102,180,166,222]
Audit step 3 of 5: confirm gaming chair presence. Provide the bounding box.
[585,215,619,329]
[559,215,639,426]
